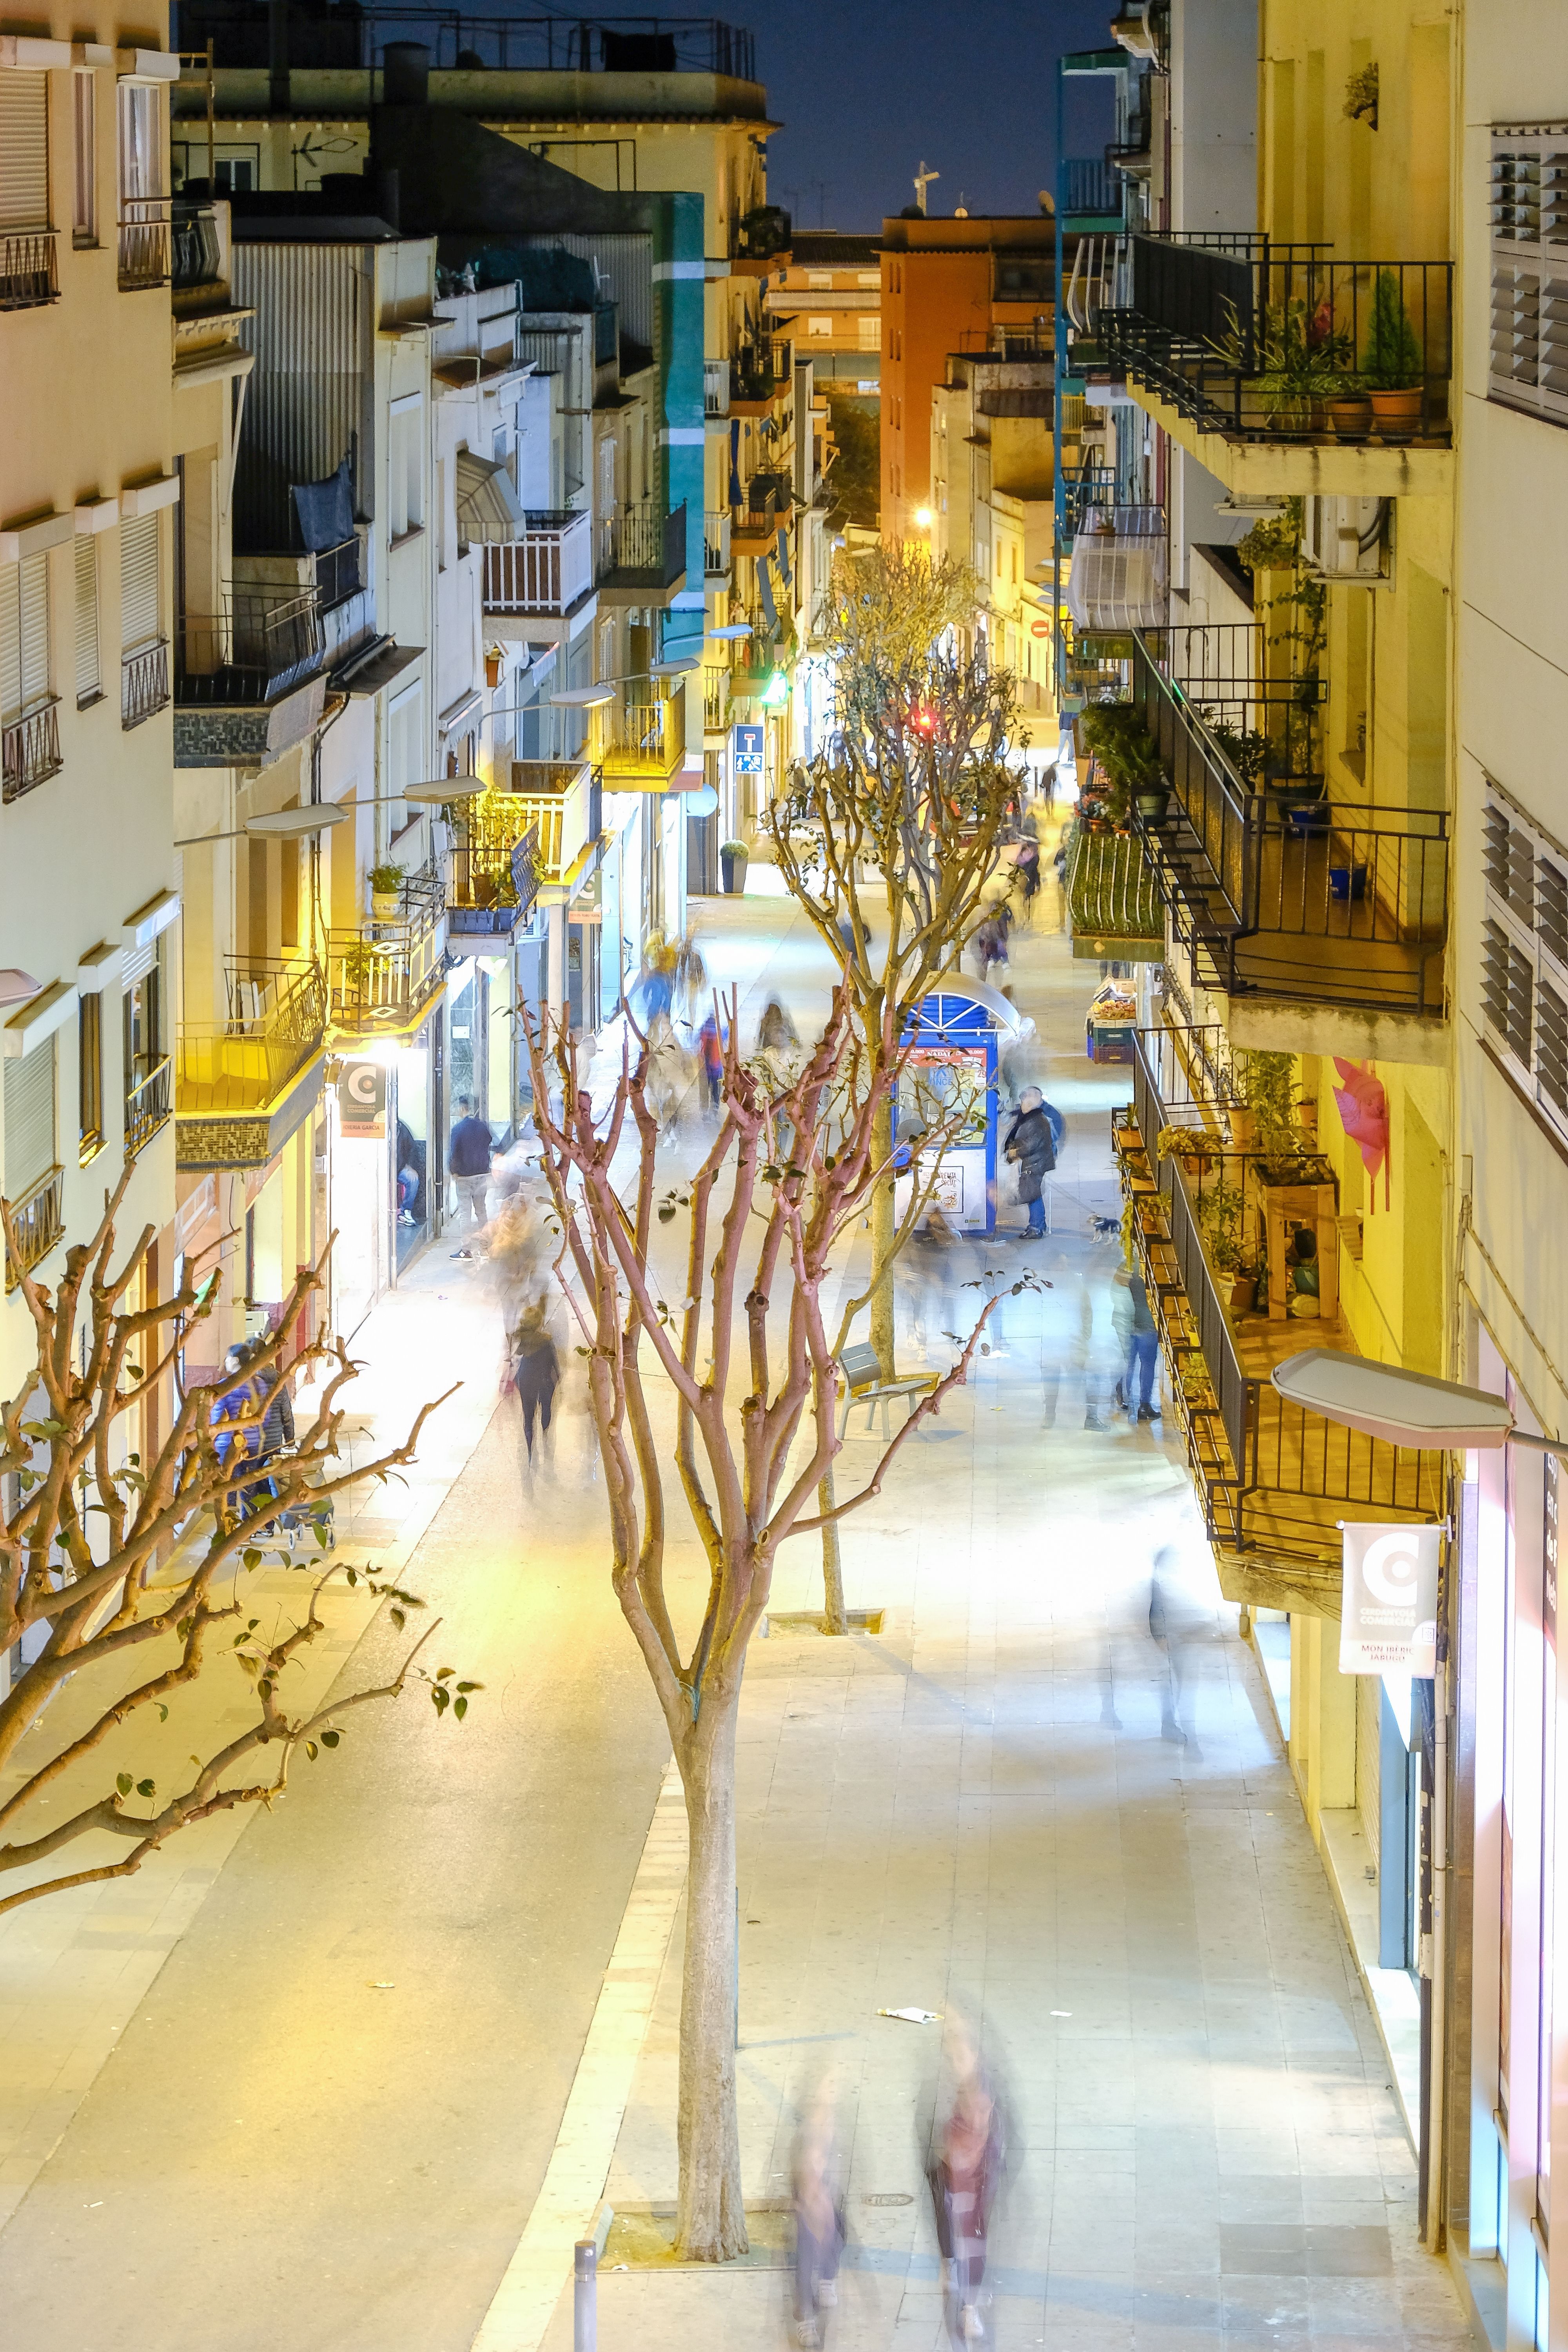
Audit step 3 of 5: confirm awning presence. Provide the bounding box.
[334,641,425,697]
[456,450,525,539]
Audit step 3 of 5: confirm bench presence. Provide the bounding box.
[835,1341,939,1441]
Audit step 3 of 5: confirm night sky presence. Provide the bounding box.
[751,0,1119,232]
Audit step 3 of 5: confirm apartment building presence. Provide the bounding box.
[879,211,1055,545]
[1,16,182,1403]
[763,231,882,399]
[170,13,821,903]
[929,348,1054,714]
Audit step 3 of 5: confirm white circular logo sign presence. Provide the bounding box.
[1362,1530,1421,1607]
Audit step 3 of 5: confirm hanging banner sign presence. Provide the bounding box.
[1339,1522,1440,1675]
[338,1059,387,1140]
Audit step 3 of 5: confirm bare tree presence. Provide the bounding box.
[527,995,1021,2259]
[764,552,1026,1625]
[0,1178,474,1918]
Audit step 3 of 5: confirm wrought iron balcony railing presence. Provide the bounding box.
[702,664,731,733]
[118,200,172,291]
[177,961,328,1114]
[1125,624,1448,1014]
[122,641,171,730]
[729,339,792,409]
[0,230,58,312]
[177,591,325,707]
[2,698,63,804]
[595,500,686,587]
[1060,156,1125,220]
[314,534,362,609]
[125,1054,173,1156]
[171,201,223,292]
[326,900,446,1032]
[703,510,731,580]
[1101,235,1454,447]
[595,684,686,782]
[3,1165,64,1291]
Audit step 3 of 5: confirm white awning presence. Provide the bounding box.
[455,450,524,543]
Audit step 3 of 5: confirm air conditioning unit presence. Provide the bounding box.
[1303,496,1392,584]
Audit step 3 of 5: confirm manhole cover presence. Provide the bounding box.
[861,2193,914,2208]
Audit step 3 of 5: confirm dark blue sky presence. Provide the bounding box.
[752,0,1117,231]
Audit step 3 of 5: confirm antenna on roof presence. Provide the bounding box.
[913,161,940,216]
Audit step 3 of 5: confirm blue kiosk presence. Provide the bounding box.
[893,978,1026,1239]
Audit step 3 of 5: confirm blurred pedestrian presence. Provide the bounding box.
[210,1342,273,1519]
[927,2017,1008,2347]
[506,1296,561,1469]
[1014,834,1040,917]
[697,1008,726,1111]
[448,1094,494,1251]
[790,2083,846,2348]
[1126,1265,1160,1421]
[1150,1544,1204,1753]
[971,904,1012,987]
[1002,1085,1055,1239]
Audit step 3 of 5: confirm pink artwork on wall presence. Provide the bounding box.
[1333,1058,1391,1209]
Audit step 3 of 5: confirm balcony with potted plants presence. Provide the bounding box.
[174,957,328,1171]
[1099,236,1454,495]
[326,864,448,1039]
[1110,622,1447,1049]
[1113,1020,1445,1613]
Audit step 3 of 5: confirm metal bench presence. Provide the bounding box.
[835,1341,938,1440]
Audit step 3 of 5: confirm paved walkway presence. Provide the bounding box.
[0,822,1474,2352]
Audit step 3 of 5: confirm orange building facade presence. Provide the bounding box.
[878,212,1055,544]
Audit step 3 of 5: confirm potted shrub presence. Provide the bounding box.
[1327,383,1372,441]
[1081,701,1164,827]
[720,838,749,894]
[1363,271,1425,439]
[484,645,504,690]
[368,862,405,920]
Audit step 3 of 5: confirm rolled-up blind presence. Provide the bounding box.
[4,1038,56,1197]
[0,73,49,234]
[74,536,99,702]
[0,554,49,721]
[120,513,160,653]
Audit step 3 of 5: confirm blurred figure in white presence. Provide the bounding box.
[789,2077,846,2348]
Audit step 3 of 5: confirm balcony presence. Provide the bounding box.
[1124,624,1447,1039]
[174,960,328,1169]
[0,230,58,312]
[704,358,730,418]
[3,1165,64,1292]
[229,547,372,679]
[1115,1022,1445,1614]
[733,474,791,556]
[175,591,327,766]
[446,789,550,939]
[702,664,731,736]
[118,200,172,291]
[595,500,687,603]
[729,339,793,415]
[1060,156,1126,225]
[2,698,63,804]
[481,509,595,629]
[122,641,171,731]
[594,684,687,788]
[1101,236,1454,494]
[171,200,223,296]
[703,509,732,582]
[124,1054,173,1157]
[325,898,447,1037]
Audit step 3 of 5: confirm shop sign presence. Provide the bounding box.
[338,1059,387,1140]
[731,723,764,775]
[1339,1522,1440,1675]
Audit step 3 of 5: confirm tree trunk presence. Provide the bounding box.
[869,1091,896,1378]
[674,1700,749,2260]
[818,1459,847,1635]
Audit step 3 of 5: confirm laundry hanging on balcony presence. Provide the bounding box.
[290,456,354,552]
[774,524,791,586]
[1064,507,1168,633]
[455,450,526,543]
[757,558,779,630]
[728,418,743,508]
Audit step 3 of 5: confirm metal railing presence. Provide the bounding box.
[1130,1020,1234,1150]
[176,591,325,705]
[704,356,729,417]
[483,508,593,614]
[118,200,172,291]
[1127,627,1448,1011]
[340,11,757,72]
[702,664,730,732]
[703,509,731,578]
[122,641,171,729]
[178,961,328,1114]
[1061,157,1124,218]
[447,823,540,931]
[171,201,223,292]
[326,902,446,1031]
[1102,236,1454,445]
[1163,1157,1250,1475]
[595,684,685,780]
[314,535,362,609]
[3,1165,64,1291]
[2,698,63,804]
[0,230,58,311]
[124,1055,173,1156]
[595,499,685,584]
[730,339,792,406]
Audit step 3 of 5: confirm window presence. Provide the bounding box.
[857,272,879,289]
[4,1036,57,1201]
[388,398,425,541]
[122,945,163,1109]
[72,71,96,244]
[1539,978,1568,1118]
[74,536,100,705]
[1479,784,1568,1143]
[120,513,160,654]
[1490,128,1568,424]
[214,156,254,192]
[387,682,423,815]
[0,552,51,722]
[78,992,103,1163]
[116,82,162,206]
[807,271,832,288]
[858,314,880,348]
[0,71,49,233]
[807,315,833,338]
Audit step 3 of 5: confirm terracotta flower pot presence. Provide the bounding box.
[1327,395,1372,442]
[1227,1106,1256,1150]
[1368,387,1423,442]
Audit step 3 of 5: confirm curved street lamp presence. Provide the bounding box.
[1271,1347,1568,1461]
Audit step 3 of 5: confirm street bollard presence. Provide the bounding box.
[574,2238,597,2352]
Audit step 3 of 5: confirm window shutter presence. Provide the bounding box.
[74,536,99,702]
[0,568,18,721]
[72,69,94,242]
[1539,978,1568,1116]
[3,1038,56,1197]
[0,72,49,234]
[1491,130,1568,424]
[120,513,160,652]
[18,552,48,707]
[120,935,156,990]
